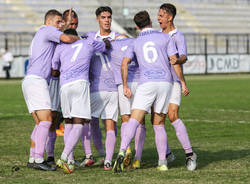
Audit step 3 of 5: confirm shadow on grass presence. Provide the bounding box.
[135,147,250,170]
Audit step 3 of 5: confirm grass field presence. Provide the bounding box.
[0,74,250,184]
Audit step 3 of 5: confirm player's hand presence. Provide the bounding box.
[123,86,132,98]
[181,83,189,96]
[170,57,178,65]
[103,38,111,49]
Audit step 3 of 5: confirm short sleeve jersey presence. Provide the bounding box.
[108,38,140,85]
[52,37,106,87]
[169,29,187,83]
[27,25,63,82]
[125,28,177,84]
[84,31,120,92]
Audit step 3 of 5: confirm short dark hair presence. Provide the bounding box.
[64,28,78,36]
[44,9,62,23]
[133,11,151,29]
[95,6,112,17]
[62,9,78,21]
[160,3,176,19]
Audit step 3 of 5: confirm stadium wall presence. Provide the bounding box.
[0,55,250,78]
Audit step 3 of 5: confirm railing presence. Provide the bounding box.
[0,32,250,56]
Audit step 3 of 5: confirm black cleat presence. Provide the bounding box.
[27,162,35,168]
[113,153,125,173]
[46,157,56,167]
[33,161,57,171]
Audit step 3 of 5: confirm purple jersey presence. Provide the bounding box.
[169,29,187,83]
[84,31,120,92]
[52,37,106,87]
[27,25,62,82]
[108,38,140,85]
[125,28,177,84]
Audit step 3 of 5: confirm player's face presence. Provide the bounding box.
[157,9,172,30]
[68,17,78,29]
[50,15,63,30]
[97,11,112,31]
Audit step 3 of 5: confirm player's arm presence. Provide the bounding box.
[173,33,188,64]
[115,34,129,39]
[170,54,189,96]
[121,57,132,98]
[60,34,80,43]
[51,45,61,77]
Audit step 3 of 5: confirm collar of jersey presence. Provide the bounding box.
[95,30,116,40]
[168,28,178,36]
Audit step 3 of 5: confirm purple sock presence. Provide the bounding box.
[81,123,92,156]
[172,119,193,154]
[153,125,167,161]
[63,124,83,157]
[166,140,171,155]
[105,130,116,162]
[64,124,74,160]
[134,124,146,161]
[35,121,51,160]
[121,122,131,148]
[120,118,139,152]
[46,130,56,158]
[30,125,38,158]
[91,118,104,156]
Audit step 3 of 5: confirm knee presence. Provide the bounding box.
[168,110,178,123]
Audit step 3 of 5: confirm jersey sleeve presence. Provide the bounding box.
[46,26,63,43]
[52,45,61,70]
[124,43,135,59]
[167,37,178,57]
[176,33,187,56]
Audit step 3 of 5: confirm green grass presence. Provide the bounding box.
[0,74,250,184]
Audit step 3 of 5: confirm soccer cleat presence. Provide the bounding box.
[93,157,105,167]
[131,160,141,169]
[33,161,56,171]
[123,147,132,168]
[27,162,34,168]
[46,157,56,167]
[77,155,95,167]
[56,159,74,174]
[157,164,168,171]
[186,152,197,171]
[166,152,176,164]
[56,159,64,169]
[113,152,125,173]
[104,160,112,171]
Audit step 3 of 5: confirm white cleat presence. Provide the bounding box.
[186,152,197,171]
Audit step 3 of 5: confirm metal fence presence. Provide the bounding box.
[0,32,250,56]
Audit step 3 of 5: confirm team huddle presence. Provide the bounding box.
[22,3,197,174]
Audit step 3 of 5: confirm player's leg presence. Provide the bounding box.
[168,82,196,171]
[77,121,95,167]
[63,118,74,162]
[152,112,168,171]
[132,118,146,169]
[27,112,39,168]
[113,109,146,173]
[45,111,58,166]
[168,103,196,171]
[104,119,116,170]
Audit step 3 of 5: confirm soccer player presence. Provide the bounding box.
[46,9,95,167]
[52,29,109,173]
[22,9,79,171]
[113,10,189,173]
[45,8,76,166]
[158,3,197,171]
[108,36,145,169]
[84,6,120,170]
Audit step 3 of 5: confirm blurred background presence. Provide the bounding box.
[0,0,250,77]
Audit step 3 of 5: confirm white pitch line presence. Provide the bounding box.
[205,108,250,113]
[184,119,250,124]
